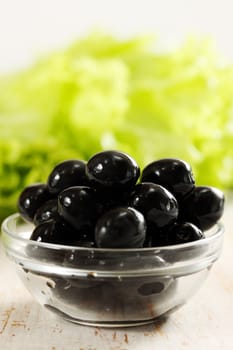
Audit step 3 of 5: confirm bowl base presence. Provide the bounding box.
[45,304,168,328]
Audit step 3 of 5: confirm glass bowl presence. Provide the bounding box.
[1,213,224,327]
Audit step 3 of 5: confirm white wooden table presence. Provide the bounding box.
[0,201,233,350]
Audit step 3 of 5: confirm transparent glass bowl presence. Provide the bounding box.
[1,213,224,327]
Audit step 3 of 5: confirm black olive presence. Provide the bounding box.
[130,183,178,230]
[86,150,140,191]
[179,186,225,230]
[47,160,88,194]
[95,207,146,248]
[18,183,52,222]
[58,186,102,231]
[141,158,195,200]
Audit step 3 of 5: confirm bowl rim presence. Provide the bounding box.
[1,212,224,253]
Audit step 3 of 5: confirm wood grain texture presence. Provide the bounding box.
[0,201,232,350]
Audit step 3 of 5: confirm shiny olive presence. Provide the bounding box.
[58,186,102,231]
[95,207,146,248]
[18,183,52,222]
[30,219,77,245]
[47,160,88,194]
[179,186,225,230]
[145,222,204,247]
[130,183,178,230]
[33,199,59,225]
[86,150,140,191]
[167,222,204,244]
[141,158,195,200]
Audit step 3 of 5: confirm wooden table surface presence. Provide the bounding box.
[0,201,232,350]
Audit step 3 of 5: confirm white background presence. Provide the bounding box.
[0,0,233,72]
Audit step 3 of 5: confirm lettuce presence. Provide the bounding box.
[1,32,233,221]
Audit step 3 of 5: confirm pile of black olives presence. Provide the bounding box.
[18,151,225,248]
